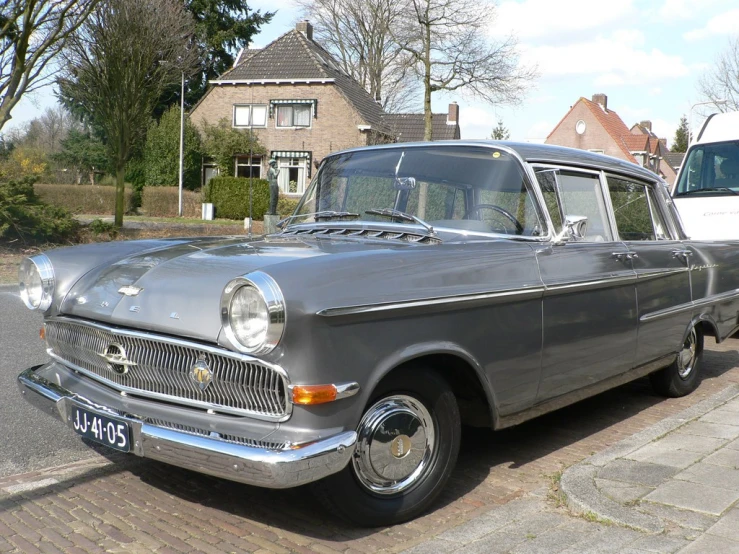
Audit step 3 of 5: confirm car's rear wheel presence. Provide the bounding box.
[650,325,704,397]
[313,369,461,527]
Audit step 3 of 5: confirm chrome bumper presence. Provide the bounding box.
[18,366,356,489]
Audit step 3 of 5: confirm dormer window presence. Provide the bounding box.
[233,104,267,128]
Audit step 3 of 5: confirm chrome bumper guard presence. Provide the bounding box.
[18,366,356,489]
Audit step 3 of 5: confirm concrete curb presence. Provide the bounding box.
[560,383,739,534]
[0,284,17,292]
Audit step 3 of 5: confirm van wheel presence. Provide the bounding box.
[312,369,461,527]
[650,326,703,397]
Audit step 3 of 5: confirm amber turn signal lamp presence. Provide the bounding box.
[39,326,46,341]
[292,384,338,405]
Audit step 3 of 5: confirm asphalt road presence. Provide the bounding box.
[0,284,105,478]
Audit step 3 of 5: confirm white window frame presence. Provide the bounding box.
[275,104,312,129]
[233,104,267,128]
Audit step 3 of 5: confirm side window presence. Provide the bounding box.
[557,171,613,242]
[607,176,655,241]
[535,170,563,230]
[647,188,670,240]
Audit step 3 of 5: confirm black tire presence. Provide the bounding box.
[650,325,704,397]
[312,368,461,527]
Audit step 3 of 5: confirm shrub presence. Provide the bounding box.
[141,186,201,217]
[277,196,300,218]
[144,106,202,190]
[200,118,265,177]
[0,177,79,245]
[35,183,134,215]
[203,176,270,220]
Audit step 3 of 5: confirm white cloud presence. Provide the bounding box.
[492,0,636,42]
[526,120,555,141]
[683,8,739,41]
[659,0,729,20]
[523,36,690,86]
[459,106,497,140]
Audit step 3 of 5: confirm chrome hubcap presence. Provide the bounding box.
[353,395,435,495]
[677,328,698,380]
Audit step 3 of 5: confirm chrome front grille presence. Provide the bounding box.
[45,318,289,420]
[144,418,287,450]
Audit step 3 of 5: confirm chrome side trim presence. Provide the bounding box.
[641,288,739,322]
[635,267,690,281]
[318,273,649,317]
[18,366,355,489]
[335,382,360,400]
[542,274,637,296]
[316,287,546,317]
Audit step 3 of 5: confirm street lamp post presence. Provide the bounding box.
[689,99,728,145]
[178,70,185,217]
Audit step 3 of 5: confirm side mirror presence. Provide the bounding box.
[554,215,588,244]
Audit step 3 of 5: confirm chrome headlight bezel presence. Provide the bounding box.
[19,254,55,311]
[220,271,285,355]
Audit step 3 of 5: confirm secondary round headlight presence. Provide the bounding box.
[221,272,285,354]
[19,254,55,311]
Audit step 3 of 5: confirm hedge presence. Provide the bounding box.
[203,176,271,220]
[34,183,134,215]
[141,187,202,217]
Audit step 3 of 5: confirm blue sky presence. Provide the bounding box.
[7,0,739,147]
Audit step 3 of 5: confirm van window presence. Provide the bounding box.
[675,141,739,195]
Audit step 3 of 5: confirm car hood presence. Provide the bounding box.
[59,234,415,342]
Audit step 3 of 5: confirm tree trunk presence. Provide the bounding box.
[115,162,125,227]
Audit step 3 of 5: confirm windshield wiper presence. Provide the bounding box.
[277,210,359,228]
[677,187,739,196]
[365,208,435,236]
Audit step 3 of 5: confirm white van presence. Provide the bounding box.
[671,111,739,239]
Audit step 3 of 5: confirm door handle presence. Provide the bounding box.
[612,252,638,261]
[672,249,693,258]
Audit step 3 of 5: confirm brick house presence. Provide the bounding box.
[190,22,461,196]
[546,94,678,184]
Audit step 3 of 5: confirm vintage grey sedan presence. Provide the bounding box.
[17,142,739,526]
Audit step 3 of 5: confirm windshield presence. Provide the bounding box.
[675,140,739,196]
[291,145,546,237]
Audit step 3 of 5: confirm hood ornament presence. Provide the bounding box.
[97,343,137,375]
[118,285,143,297]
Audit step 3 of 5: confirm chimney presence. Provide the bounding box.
[447,102,459,125]
[296,21,313,41]
[592,93,608,111]
[640,120,652,132]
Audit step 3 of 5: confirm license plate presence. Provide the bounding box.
[70,405,131,453]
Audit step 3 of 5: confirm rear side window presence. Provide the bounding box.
[607,176,655,241]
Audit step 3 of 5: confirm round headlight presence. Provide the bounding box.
[221,272,285,354]
[19,254,55,311]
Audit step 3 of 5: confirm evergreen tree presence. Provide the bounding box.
[144,106,202,190]
[491,119,511,140]
[672,115,689,153]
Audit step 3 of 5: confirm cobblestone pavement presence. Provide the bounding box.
[2,339,739,553]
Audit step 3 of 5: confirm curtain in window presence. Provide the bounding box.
[294,105,311,126]
[276,106,292,127]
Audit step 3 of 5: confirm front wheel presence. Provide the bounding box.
[313,369,461,527]
[650,325,704,397]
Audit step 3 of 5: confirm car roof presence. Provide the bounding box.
[695,111,739,144]
[330,140,661,184]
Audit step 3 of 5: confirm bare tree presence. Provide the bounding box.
[22,105,78,152]
[397,0,536,140]
[58,0,199,226]
[295,0,418,113]
[698,36,739,112]
[0,0,100,133]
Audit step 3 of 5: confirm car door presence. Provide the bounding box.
[534,168,637,402]
[605,175,693,368]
